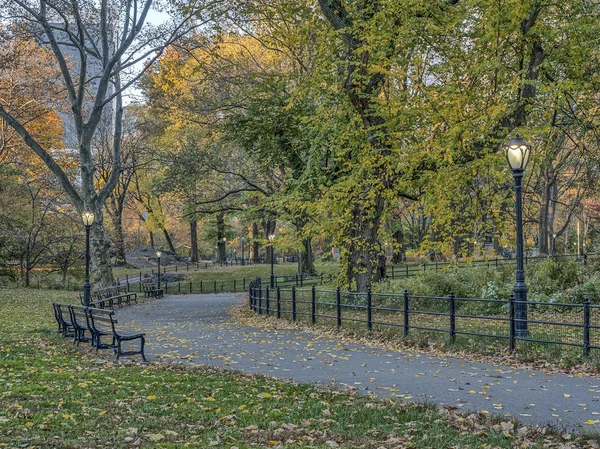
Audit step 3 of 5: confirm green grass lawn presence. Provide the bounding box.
[0,287,584,448]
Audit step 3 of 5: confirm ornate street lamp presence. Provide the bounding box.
[156,250,162,289]
[81,210,95,307]
[504,136,531,337]
[269,234,275,288]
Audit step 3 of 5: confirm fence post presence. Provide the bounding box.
[258,284,263,315]
[214,280,217,293]
[292,286,297,321]
[165,281,168,294]
[509,293,516,353]
[406,265,409,277]
[277,286,281,319]
[178,282,181,293]
[584,297,590,358]
[311,285,316,324]
[200,280,203,293]
[300,274,303,287]
[449,291,456,344]
[249,284,253,309]
[175,265,178,273]
[495,257,498,267]
[234,279,237,292]
[265,287,270,315]
[403,289,409,336]
[391,266,394,279]
[295,274,298,286]
[367,288,372,331]
[243,278,246,291]
[336,287,341,329]
[189,282,192,293]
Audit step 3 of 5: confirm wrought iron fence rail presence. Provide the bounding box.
[455,314,510,322]
[408,310,449,317]
[455,297,508,304]
[372,306,407,313]
[516,337,583,347]
[520,319,583,328]
[247,280,599,358]
[456,330,509,339]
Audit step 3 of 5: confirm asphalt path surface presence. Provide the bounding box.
[117,293,600,431]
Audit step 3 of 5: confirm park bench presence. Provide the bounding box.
[80,286,138,308]
[85,306,147,361]
[68,304,93,346]
[52,303,75,338]
[53,304,147,361]
[142,282,164,298]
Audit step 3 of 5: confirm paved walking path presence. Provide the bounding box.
[118,293,600,431]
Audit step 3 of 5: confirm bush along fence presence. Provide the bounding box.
[247,278,600,358]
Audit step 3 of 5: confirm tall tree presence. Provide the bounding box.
[0,0,207,285]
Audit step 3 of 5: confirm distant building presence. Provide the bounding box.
[41,23,116,151]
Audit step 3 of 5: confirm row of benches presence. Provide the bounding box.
[79,284,164,309]
[53,303,147,361]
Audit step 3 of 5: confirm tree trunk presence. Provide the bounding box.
[162,227,176,253]
[391,228,405,264]
[252,222,259,262]
[110,210,127,265]
[89,210,113,287]
[346,198,386,291]
[298,237,316,275]
[190,220,198,262]
[25,259,31,287]
[262,219,276,264]
[217,213,226,262]
[149,231,155,248]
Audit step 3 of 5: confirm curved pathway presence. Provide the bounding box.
[117,293,600,431]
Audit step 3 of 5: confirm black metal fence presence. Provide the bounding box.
[248,281,600,357]
[121,273,334,295]
[385,253,594,279]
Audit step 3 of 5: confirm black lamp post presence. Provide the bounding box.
[269,234,275,288]
[241,237,245,266]
[505,136,531,337]
[156,250,162,288]
[82,210,95,307]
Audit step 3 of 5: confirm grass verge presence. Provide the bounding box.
[0,287,590,448]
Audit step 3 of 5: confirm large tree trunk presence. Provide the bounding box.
[252,222,259,262]
[89,210,113,287]
[345,198,386,291]
[110,210,126,265]
[190,220,198,262]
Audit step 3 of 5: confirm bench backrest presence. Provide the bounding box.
[55,303,74,326]
[86,307,116,335]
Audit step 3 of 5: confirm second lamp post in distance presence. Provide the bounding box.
[269,234,275,288]
[156,250,162,289]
